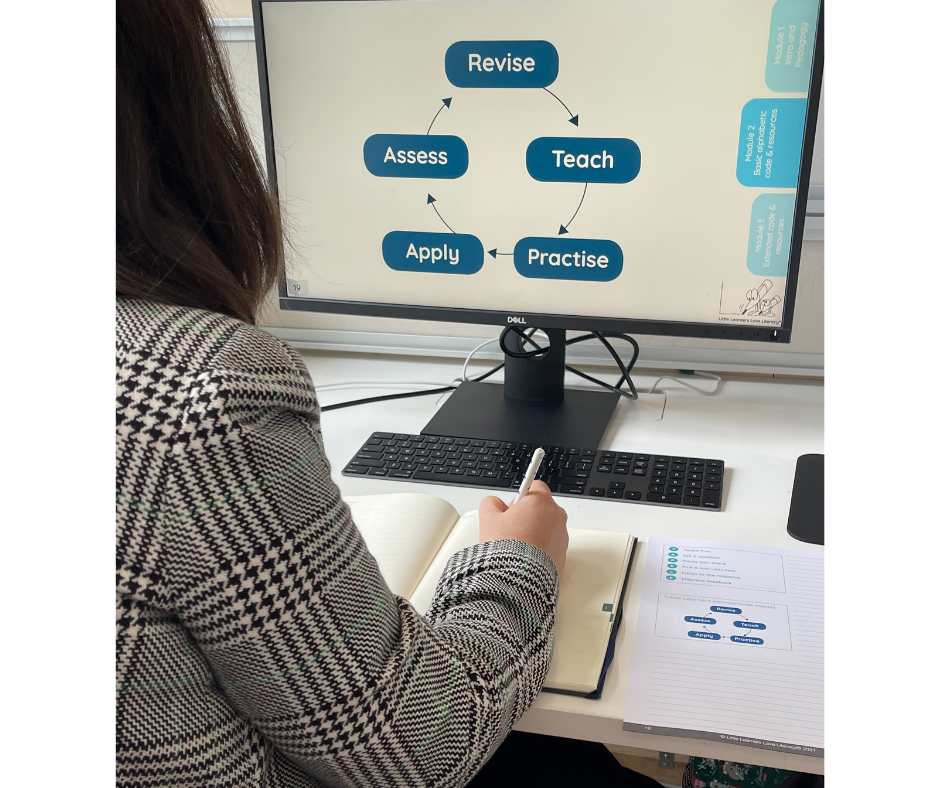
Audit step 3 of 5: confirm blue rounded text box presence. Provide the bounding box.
[383,231,483,275]
[765,0,820,92]
[513,238,623,282]
[445,40,558,88]
[364,134,468,179]
[747,193,796,276]
[526,137,641,184]
[736,99,807,187]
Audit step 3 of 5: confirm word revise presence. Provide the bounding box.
[445,40,558,88]
[467,52,536,73]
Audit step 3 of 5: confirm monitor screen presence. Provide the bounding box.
[256,0,822,342]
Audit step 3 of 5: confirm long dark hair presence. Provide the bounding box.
[116,0,283,325]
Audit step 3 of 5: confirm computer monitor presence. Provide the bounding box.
[253,0,823,447]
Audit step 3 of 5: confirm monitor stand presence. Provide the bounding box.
[421,328,619,449]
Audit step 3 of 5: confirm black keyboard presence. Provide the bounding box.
[342,432,725,510]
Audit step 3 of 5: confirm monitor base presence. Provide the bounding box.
[421,380,619,449]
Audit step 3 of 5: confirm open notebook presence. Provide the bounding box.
[346,493,637,698]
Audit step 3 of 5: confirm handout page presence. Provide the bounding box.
[345,494,459,598]
[623,538,823,757]
[410,515,635,694]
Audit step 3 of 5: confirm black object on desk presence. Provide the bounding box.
[786,454,824,545]
[343,432,726,511]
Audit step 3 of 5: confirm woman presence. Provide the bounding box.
[116,2,658,786]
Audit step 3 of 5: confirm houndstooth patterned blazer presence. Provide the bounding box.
[116,300,559,788]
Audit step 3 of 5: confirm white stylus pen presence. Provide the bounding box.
[511,447,545,505]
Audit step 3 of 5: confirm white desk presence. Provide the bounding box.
[303,350,825,775]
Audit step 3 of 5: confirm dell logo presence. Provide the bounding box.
[507,316,527,325]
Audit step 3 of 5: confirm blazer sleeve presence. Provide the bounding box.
[158,326,558,788]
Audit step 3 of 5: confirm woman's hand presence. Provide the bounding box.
[478,481,569,576]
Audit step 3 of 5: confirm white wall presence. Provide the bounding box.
[220,18,824,371]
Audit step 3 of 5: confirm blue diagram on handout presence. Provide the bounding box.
[362,39,641,282]
[655,594,793,650]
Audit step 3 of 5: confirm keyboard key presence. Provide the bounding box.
[374,432,395,439]
[589,487,605,497]
[366,438,384,446]
[466,469,482,477]
[387,462,402,469]
[601,451,617,459]
[415,470,512,486]
[348,458,384,468]
[499,472,514,479]
[669,471,686,480]
[667,486,683,495]
[686,480,702,489]
[684,487,701,497]
[616,452,634,460]
[461,460,477,468]
[690,458,705,466]
[683,496,701,506]
[615,467,632,475]
[703,491,721,507]
[633,460,648,469]
[655,456,671,463]
[631,468,647,476]
[449,467,465,475]
[635,454,651,462]
[393,434,411,441]
[368,468,389,476]
[356,451,383,460]
[345,465,369,474]
[425,436,440,443]
[625,491,642,500]
[608,481,625,490]
[647,493,668,502]
[688,472,704,481]
[433,466,448,474]
[706,460,724,468]
[671,456,687,463]
[706,474,722,483]
[582,450,596,457]
[705,482,721,491]
[652,469,668,478]
[653,462,669,470]
[418,465,433,472]
[560,485,584,494]
[649,485,664,493]
[606,489,624,499]
[471,440,485,447]
[390,470,413,478]
[483,470,499,478]
[666,494,682,504]
[598,465,612,473]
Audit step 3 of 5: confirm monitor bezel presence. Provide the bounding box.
[252,0,824,344]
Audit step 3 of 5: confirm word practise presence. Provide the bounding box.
[364,134,468,179]
[527,248,610,269]
[514,238,623,282]
[527,137,641,184]
[383,231,484,275]
[445,40,558,88]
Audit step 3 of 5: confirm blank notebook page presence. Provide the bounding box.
[345,494,459,599]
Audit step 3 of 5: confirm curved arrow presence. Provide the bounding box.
[427,194,456,233]
[542,88,579,126]
[558,183,588,235]
[427,97,453,134]
[487,249,513,259]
